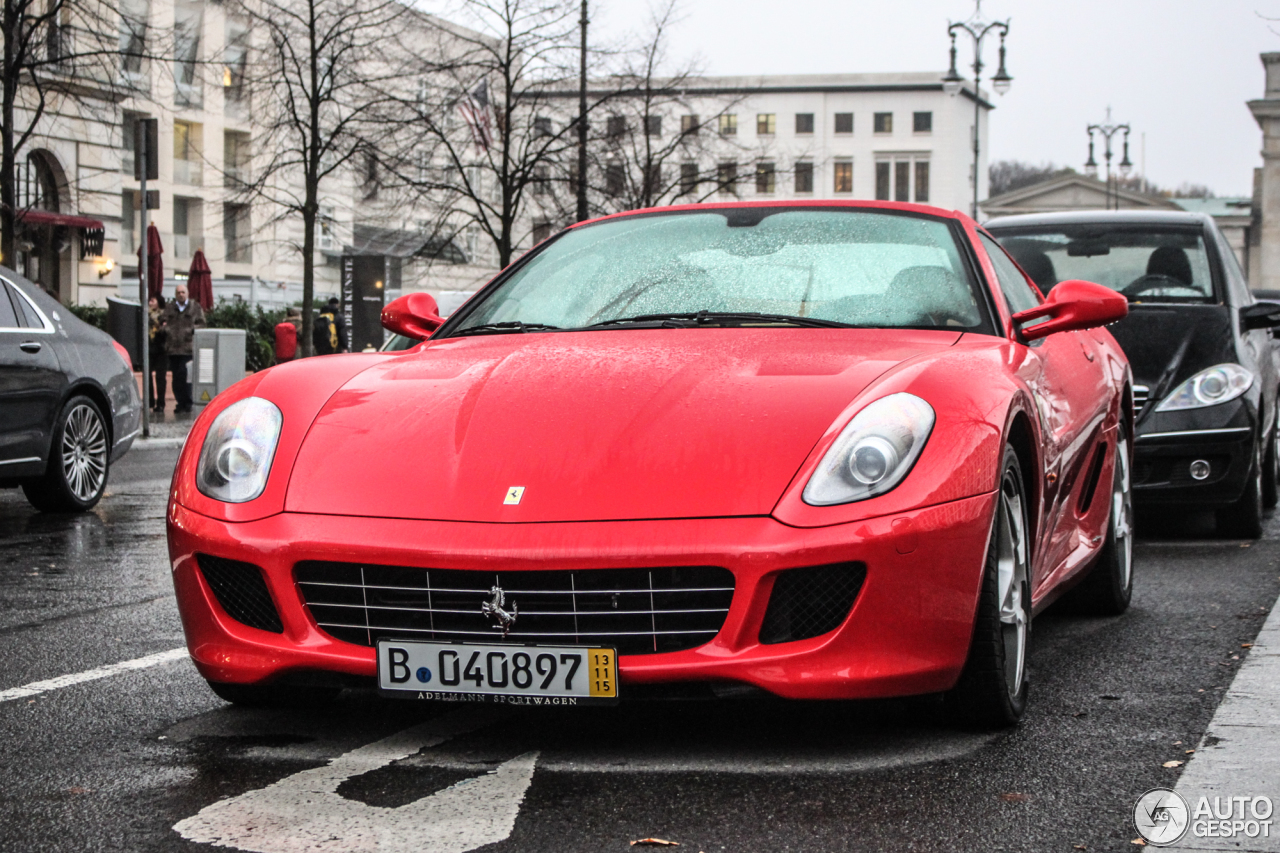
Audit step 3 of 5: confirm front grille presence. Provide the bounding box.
[295,562,735,656]
[1133,385,1150,411]
[759,562,866,645]
[197,554,284,633]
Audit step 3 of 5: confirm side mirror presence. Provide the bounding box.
[1011,280,1128,342]
[1241,301,1280,331]
[381,292,444,341]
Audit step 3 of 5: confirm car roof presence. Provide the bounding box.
[572,199,969,230]
[984,209,1214,230]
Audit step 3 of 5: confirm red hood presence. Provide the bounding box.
[285,328,960,522]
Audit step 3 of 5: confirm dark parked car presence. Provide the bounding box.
[987,211,1280,537]
[0,265,140,512]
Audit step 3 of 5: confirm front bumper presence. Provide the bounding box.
[1132,400,1258,507]
[168,491,997,701]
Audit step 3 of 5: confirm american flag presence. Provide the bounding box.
[459,80,492,152]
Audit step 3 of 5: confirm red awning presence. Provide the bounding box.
[17,209,105,230]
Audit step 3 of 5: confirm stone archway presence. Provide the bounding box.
[15,149,71,300]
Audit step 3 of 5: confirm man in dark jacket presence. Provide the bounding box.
[161,283,206,413]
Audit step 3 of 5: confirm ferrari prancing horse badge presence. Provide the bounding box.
[504,486,525,505]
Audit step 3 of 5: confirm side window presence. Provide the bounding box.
[980,233,1042,317]
[8,283,45,329]
[0,282,23,330]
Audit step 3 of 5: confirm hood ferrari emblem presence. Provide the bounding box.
[504,486,525,505]
[481,586,518,636]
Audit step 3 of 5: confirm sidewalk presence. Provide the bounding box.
[132,370,197,449]
[1175,593,1280,850]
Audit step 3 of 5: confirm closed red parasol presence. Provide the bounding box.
[137,222,165,299]
[188,249,213,311]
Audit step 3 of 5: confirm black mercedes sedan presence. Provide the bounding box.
[988,210,1280,538]
[0,266,140,512]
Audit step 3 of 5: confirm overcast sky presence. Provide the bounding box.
[584,0,1280,197]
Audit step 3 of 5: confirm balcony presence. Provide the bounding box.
[173,159,202,186]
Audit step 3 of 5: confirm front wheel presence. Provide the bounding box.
[1065,427,1134,615]
[946,445,1031,729]
[1263,405,1279,509]
[22,396,110,513]
[1216,438,1264,539]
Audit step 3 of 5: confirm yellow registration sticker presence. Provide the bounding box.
[588,648,618,698]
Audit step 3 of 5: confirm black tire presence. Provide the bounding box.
[206,679,341,708]
[21,395,110,513]
[946,445,1031,729]
[1065,425,1134,615]
[1263,410,1279,509]
[1216,438,1264,539]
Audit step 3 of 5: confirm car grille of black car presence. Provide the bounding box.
[758,562,866,645]
[295,562,736,656]
[1133,385,1150,411]
[197,554,284,634]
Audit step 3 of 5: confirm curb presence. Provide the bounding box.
[131,437,188,450]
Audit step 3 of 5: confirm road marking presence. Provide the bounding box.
[173,708,537,853]
[0,647,189,704]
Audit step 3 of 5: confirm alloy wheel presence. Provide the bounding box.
[996,471,1029,700]
[60,403,108,503]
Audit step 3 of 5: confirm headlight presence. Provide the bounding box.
[196,397,283,503]
[803,393,935,506]
[1155,364,1253,412]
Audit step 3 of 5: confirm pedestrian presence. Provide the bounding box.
[148,294,168,412]
[274,306,302,363]
[161,283,205,413]
[313,298,349,355]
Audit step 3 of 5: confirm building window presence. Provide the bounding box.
[794,161,813,193]
[173,120,201,185]
[363,151,378,200]
[875,162,891,200]
[877,156,930,202]
[757,113,776,135]
[833,161,853,194]
[834,113,853,134]
[532,220,552,244]
[224,130,249,188]
[681,114,699,135]
[718,114,737,136]
[534,116,552,137]
[914,161,930,202]
[643,163,662,197]
[606,161,624,196]
[894,161,910,201]
[755,162,775,194]
[174,0,202,107]
[680,162,698,195]
[173,197,200,258]
[568,162,579,196]
[645,115,661,137]
[874,112,893,134]
[224,202,251,263]
[119,0,148,81]
[223,18,248,109]
[795,113,814,134]
[717,161,737,194]
[121,191,137,256]
[318,205,335,250]
[533,165,550,195]
[913,111,932,134]
[607,115,627,139]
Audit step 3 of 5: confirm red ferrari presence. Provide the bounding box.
[167,201,1133,728]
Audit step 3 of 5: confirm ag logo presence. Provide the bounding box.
[1134,788,1190,846]
[503,486,525,505]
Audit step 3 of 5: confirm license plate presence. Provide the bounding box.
[376,640,619,705]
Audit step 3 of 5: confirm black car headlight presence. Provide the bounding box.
[803,393,935,506]
[196,397,283,503]
[1155,364,1253,412]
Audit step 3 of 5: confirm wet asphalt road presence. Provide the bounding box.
[1,446,1278,853]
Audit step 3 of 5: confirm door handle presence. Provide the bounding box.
[19,341,41,354]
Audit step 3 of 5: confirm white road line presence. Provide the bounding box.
[174,708,537,853]
[0,648,189,703]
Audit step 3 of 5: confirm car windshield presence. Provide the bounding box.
[990,225,1216,303]
[449,209,990,334]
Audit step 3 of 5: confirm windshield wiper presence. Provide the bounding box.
[453,321,562,336]
[583,310,854,329]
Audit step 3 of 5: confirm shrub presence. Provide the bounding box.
[66,303,108,331]
[204,299,286,372]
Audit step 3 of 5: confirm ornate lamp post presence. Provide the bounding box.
[1085,109,1132,211]
[943,0,1012,219]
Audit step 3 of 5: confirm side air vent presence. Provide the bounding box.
[759,562,866,645]
[197,554,284,634]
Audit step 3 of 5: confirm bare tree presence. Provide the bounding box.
[1,0,141,270]
[229,0,406,355]
[987,160,1076,197]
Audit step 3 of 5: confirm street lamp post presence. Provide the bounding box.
[1085,109,1132,211]
[942,0,1012,220]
